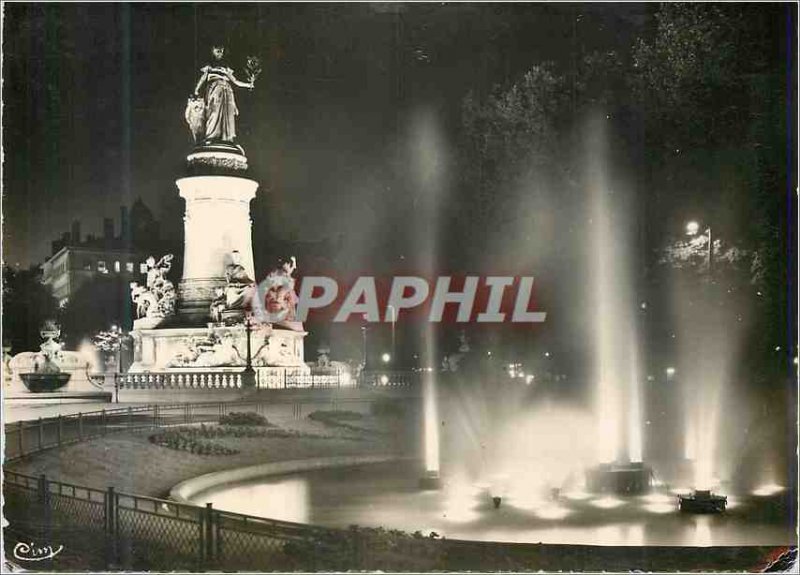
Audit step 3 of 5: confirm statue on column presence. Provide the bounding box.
[185,45,261,146]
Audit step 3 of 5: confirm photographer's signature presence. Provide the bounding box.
[12,541,63,562]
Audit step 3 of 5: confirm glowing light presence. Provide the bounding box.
[752,484,785,497]
[591,496,625,509]
[380,374,389,385]
[441,482,481,524]
[665,367,676,377]
[670,486,692,496]
[642,492,673,505]
[534,503,571,520]
[525,375,534,385]
[686,221,700,236]
[644,503,675,514]
[381,352,391,363]
[564,490,591,501]
[694,518,713,547]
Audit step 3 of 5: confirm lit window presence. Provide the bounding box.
[114,261,121,273]
[97,261,107,273]
[126,262,134,273]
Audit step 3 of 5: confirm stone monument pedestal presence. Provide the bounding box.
[129,325,308,373]
[176,174,258,325]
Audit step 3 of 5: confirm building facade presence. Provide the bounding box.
[40,201,160,306]
[41,245,146,306]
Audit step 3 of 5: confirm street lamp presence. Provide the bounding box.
[241,315,256,388]
[686,221,713,275]
[381,352,391,364]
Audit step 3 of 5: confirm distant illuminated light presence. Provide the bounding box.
[381,352,391,363]
[665,367,676,377]
[380,374,389,385]
[686,221,700,236]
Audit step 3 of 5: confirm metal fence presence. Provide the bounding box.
[3,469,443,571]
[4,400,301,462]
[3,392,423,463]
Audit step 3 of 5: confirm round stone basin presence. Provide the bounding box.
[20,372,72,393]
[186,460,796,547]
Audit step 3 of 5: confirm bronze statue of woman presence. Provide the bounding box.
[190,45,254,145]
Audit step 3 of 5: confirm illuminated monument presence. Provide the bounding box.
[128,46,307,376]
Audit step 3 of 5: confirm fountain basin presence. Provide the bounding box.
[20,372,72,393]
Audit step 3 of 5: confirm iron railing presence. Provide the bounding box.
[3,469,442,571]
[3,394,421,463]
[111,368,420,391]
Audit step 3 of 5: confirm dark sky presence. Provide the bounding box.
[3,2,647,268]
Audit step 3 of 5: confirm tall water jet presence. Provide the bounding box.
[671,259,746,505]
[406,106,449,489]
[583,112,650,494]
[420,368,442,489]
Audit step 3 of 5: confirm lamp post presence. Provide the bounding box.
[686,221,713,276]
[242,315,256,388]
[112,325,121,403]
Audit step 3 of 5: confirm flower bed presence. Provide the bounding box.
[149,428,238,456]
[219,411,272,427]
[148,423,351,455]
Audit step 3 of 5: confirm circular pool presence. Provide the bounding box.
[185,460,796,547]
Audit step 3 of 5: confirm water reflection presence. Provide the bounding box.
[194,477,310,523]
[192,462,795,547]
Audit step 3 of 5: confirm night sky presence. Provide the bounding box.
[3,3,646,268]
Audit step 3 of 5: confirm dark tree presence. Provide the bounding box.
[59,274,134,349]
[2,265,60,354]
[633,3,794,378]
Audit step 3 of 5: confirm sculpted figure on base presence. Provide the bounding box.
[130,254,176,320]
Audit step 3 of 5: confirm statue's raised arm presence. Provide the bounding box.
[185,45,261,146]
